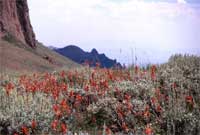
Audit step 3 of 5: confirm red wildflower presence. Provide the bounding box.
[60,70,66,78]
[51,120,58,131]
[61,83,68,91]
[151,65,156,80]
[151,97,156,105]
[61,123,67,133]
[53,104,59,113]
[84,85,89,92]
[124,94,131,101]
[127,102,133,111]
[106,127,112,135]
[135,65,139,74]
[76,94,82,102]
[185,96,194,105]
[145,125,153,135]
[21,126,29,135]
[144,105,150,118]
[69,91,74,97]
[31,119,37,129]
[60,99,70,113]
[156,105,162,113]
[172,82,177,89]
[155,89,162,101]
[144,111,150,118]
[117,112,123,120]
[53,104,62,117]
[5,82,14,96]
[52,90,59,101]
[122,122,129,132]
[60,99,67,109]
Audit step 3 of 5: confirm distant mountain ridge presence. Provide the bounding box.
[54,45,122,68]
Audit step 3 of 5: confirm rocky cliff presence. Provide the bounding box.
[0,0,36,48]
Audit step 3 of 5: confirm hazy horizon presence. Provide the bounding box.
[28,0,200,65]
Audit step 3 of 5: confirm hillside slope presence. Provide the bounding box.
[0,38,79,74]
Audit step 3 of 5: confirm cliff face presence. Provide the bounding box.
[0,0,36,48]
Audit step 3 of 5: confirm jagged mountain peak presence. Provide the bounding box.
[55,45,122,68]
[91,48,98,55]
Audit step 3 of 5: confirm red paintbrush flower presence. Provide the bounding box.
[53,104,62,117]
[5,82,14,96]
[122,122,129,132]
[106,127,112,135]
[53,104,59,113]
[145,124,153,135]
[144,111,150,118]
[151,97,156,105]
[21,126,29,135]
[61,83,68,91]
[124,94,131,101]
[60,70,66,78]
[151,65,156,80]
[185,96,194,105]
[61,123,67,134]
[31,119,37,129]
[84,85,89,92]
[60,99,70,113]
[69,91,74,97]
[51,120,58,131]
[156,105,162,113]
[76,94,82,102]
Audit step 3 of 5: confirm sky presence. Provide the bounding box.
[28,0,200,65]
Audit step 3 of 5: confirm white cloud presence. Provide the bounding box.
[29,0,199,44]
[177,0,187,4]
[28,0,200,64]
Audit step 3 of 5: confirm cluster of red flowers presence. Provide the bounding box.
[150,65,157,80]
[2,65,196,135]
[5,82,14,96]
[13,119,36,135]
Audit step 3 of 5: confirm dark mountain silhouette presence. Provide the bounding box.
[54,45,122,68]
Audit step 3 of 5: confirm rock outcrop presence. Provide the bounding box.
[0,0,36,48]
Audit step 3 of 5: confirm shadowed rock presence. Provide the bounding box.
[0,0,36,48]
